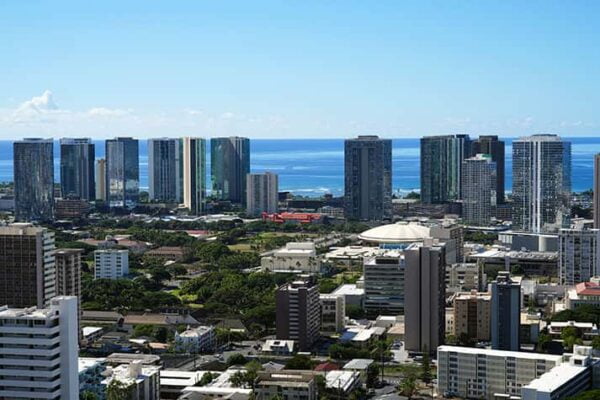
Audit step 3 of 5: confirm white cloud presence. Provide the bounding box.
[87,107,132,117]
[12,90,62,124]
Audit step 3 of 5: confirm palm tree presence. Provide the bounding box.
[397,376,417,399]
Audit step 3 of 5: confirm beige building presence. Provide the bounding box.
[320,293,345,334]
[246,172,278,217]
[55,248,83,335]
[452,291,491,342]
[254,371,316,400]
[261,242,321,273]
[0,223,56,308]
[95,158,106,201]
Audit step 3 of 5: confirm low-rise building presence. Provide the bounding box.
[174,325,215,353]
[101,361,160,400]
[79,357,107,399]
[446,263,485,293]
[324,370,361,394]
[320,293,345,334]
[254,371,316,400]
[566,279,600,309]
[180,368,251,400]
[261,339,295,356]
[331,283,365,307]
[160,370,204,400]
[261,242,321,273]
[469,249,558,277]
[548,321,599,339]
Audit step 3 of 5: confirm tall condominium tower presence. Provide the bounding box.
[462,154,497,226]
[364,250,406,315]
[246,172,279,217]
[344,135,392,220]
[60,138,95,200]
[211,137,250,204]
[420,134,471,204]
[13,138,54,221]
[106,137,139,208]
[0,296,79,399]
[275,275,320,352]
[471,135,505,204]
[148,138,182,202]
[594,154,600,229]
[404,241,446,353]
[559,227,600,285]
[0,223,56,308]
[96,158,107,201]
[182,137,206,215]
[491,271,520,351]
[512,134,571,233]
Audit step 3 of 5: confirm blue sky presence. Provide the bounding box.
[1,1,599,138]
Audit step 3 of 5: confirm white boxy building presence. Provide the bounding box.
[261,242,321,273]
[0,296,79,399]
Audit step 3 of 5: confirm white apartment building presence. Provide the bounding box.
[94,249,129,279]
[102,361,160,400]
[174,325,215,353]
[254,371,316,400]
[261,242,322,273]
[320,293,345,334]
[0,296,79,400]
[559,227,600,285]
[246,172,278,217]
[437,345,564,399]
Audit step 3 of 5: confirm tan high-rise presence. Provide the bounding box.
[452,291,491,342]
[96,158,107,201]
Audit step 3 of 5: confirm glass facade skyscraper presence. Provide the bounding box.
[182,137,206,215]
[148,138,182,202]
[462,154,497,226]
[471,135,505,204]
[106,137,139,208]
[512,134,571,233]
[14,138,54,221]
[211,137,250,204]
[420,134,471,204]
[344,135,392,220]
[60,138,95,200]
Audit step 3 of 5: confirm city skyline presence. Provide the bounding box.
[1,2,600,138]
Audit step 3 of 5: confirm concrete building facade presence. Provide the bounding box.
[559,227,600,285]
[491,271,521,351]
[94,249,129,280]
[246,172,278,217]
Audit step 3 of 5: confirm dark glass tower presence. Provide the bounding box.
[182,137,206,215]
[512,134,571,233]
[211,137,250,204]
[148,138,182,202]
[420,134,471,204]
[60,138,95,200]
[105,137,139,208]
[344,135,392,220]
[14,138,54,221]
[471,135,505,204]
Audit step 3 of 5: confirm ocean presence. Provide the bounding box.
[1,137,599,197]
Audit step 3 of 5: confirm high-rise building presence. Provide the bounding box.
[364,250,406,314]
[0,223,56,308]
[491,271,521,351]
[60,138,95,200]
[211,137,250,204]
[246,172,278,216]
[594,154,600,229]
[420,135,471,204]
[94,249,129,280]
[559,228,600,285]
[182,137,206,215]
[14,138,54,221]
[96,158,107,201]
[344,135,392,220]
[0,296,79,400]
[275,275,320,352]
[55,248,83,336]
[404,241,446,353]
[452,291,491,342]
[462,154,497,226]
[471,135,505,204]
[512,134,571,233]
[106,137,139,208]
[148,138,182,202]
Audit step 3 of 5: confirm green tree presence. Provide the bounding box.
[132,324,154,338]
[153,326,169,343]
[421,346,432,384]
[107,379,132,400]
[198,372,215,386]
[537,332,552,352]
[366,363,379,389]
[284,354,313,370]
[81,392,99,400]
[561,326,583,351]
[227,353,248,366]
[229,371,246,388]
[591,336,600,350]
[397,376,417,399]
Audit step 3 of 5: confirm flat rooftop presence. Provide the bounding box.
[438,346,562,362]
[524,363,589,392]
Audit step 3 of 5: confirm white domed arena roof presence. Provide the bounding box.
[358,222,431,244]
